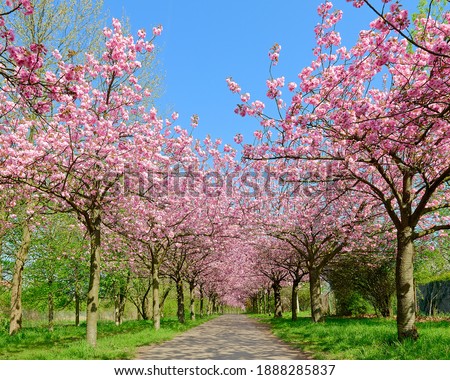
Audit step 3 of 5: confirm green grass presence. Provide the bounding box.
[0,316,216,360]
[255,313,450,360]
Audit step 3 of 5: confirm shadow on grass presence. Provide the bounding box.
[253,314,450,360]
[0,315,217,359]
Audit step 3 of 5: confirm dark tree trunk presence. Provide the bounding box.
[291,278,301,321]
[176,278,185,323]
[86,212,101,347]
[0,236,3,283]
[116,271,131,325]
[141,285,151,321]
[272,280,282,318]
[134,278,152,321]
[159,286,171,311]
[251,294,257,313]
[375,294,391,318]
[114,293,122,325]
[74,266,81,327]
[199,285,204,317]
[48,279,54,332]
[211,295,217,314]
[9,223,31,336]
[136,305,142,320]
[189,281,196,321]
[75,287,81,327]
[114,272,129,326]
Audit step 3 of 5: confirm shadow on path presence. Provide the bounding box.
[136,314,309,360]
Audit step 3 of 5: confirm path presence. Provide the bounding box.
[136,314,309,360]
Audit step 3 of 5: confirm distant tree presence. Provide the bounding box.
[326,252,396,317]
[24,214,88,330]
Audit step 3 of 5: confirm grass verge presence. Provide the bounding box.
[0,316,216,360]
[254,313,450,359]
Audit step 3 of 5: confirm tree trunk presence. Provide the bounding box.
[272,280,282,318]
[377,298,391,318]
[136,305,142,320]
[9,222,31,335]
[152,258,160,330]
[189,281,195,321]
[75,286,81,327]
[0,236,3,282]
[291,278,301,321]
[259,289,265,314]
[199,285,204,317]
[159,286,171,310]
[309,268,323,322]
[141,282,151,321]
[74,266,81,327]
[176,278,185,323]
[260,289,265,314]
[212,295,217,313]
[375,291,391,318]
[414,279,419,316]
[114,279,128,326]
[86,213,101,347]
[48,279,54,332]
[396,226,418,340]
[117,271,130,325]
[133,283,151,321]
[207,296,212,315]
[114,292,120,325]
[251,294,257,313]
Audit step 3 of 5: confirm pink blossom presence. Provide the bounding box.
[348,0,364,7]
[234,133,243,144]
[152,25,163,36]
[226,77,241,93]
[103,27,112,38]
[52,49,62,60]
[137,29,146,39]
[268,43,281,65]
[191,114,199,128]
[253,130,263,140]
[288,82,297,91]
[317,2,333,17]
[240,93,250,102]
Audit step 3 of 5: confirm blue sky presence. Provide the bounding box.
[104,0,418,146]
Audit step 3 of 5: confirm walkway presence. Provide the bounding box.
[136,314,309,360]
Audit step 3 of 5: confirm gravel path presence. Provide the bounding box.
[136,314,309,360]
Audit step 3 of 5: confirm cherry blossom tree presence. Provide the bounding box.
[0,18,167,345]
[7,205,31,335]
[228,1,450,340]
[1,3,42,325]
[250,236,290,318]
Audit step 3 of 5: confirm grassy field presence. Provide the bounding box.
[256,313,450,360]
[0,316,215,360]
